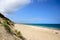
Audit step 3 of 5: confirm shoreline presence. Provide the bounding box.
[16,24,60,31]
[18,23,60,30]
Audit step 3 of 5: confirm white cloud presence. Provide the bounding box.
[0,0,31,14]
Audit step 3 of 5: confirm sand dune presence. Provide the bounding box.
[14,24,60,40]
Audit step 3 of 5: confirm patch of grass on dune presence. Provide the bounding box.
[2,23,26,40]
[2,23,13,34]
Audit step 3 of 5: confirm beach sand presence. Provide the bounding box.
[14,24,60,40]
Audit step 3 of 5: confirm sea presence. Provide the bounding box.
[23,24,60,30]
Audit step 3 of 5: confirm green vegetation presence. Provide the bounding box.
[15,30,22,37]
[2,23,12,34]
[0,13,26,40]
[0,13,14,26]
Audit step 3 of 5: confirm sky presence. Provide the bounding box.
[0,0,60,24]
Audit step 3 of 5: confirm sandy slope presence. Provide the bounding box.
[0,25,22,40]
[14,24,60,40]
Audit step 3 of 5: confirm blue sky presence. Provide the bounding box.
[6,0,60,24]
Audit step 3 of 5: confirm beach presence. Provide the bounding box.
[14,24,60,40]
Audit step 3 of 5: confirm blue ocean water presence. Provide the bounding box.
[24,24,60,30]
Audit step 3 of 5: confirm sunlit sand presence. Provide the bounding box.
[14,24,60,40]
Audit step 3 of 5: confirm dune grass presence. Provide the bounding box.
[2,23,26,40]
[2,23,13,34]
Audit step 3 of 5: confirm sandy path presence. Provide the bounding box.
[14,24,60,40]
